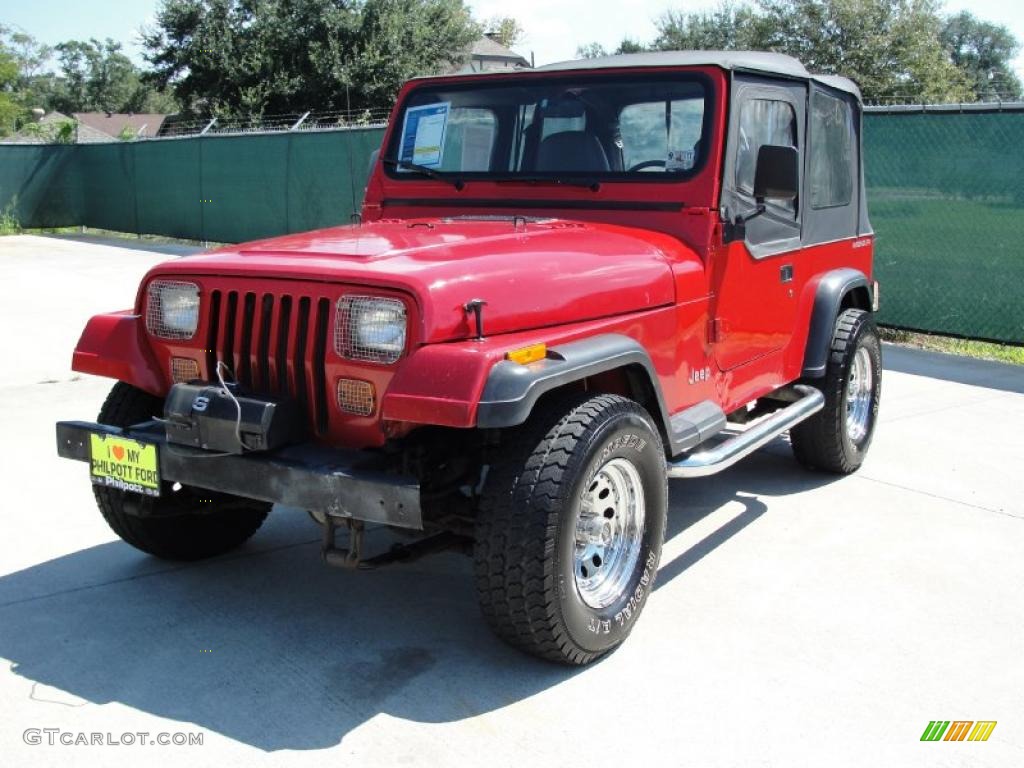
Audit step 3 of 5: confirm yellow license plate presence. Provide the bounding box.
[89,434,161,497]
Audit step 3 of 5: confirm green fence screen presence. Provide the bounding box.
[0,127,384,243]
[863,108,1024,344]
[1,112,1022,343]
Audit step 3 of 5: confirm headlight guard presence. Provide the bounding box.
[335,295,407,364]
[145,280,200,340]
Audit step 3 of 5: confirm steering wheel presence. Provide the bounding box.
[627,159,666,172]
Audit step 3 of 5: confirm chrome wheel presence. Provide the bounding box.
[574,457,646,609]
[845,346,874,444]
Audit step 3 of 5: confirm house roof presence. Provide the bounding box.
[72,112,168,139]
[469,35,530,64]
[446,34,531,74]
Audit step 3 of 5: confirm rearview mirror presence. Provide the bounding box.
[542,94,586,118]
[753,145,798,202]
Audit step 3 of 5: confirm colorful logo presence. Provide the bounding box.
[921,721,997,742]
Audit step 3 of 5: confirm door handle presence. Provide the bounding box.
[780,264,793,283]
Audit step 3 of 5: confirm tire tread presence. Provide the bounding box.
[474,393,657,665]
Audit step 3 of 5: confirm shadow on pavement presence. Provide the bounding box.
[882,343,1024,395]
[41,233,207,257]
[657,438,840,590]
[0,438,838,752]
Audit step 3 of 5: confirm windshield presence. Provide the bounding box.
[386,73,710,182]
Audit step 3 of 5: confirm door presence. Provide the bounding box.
[712,77,806,370]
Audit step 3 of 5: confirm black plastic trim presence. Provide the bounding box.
[802,268,871,377]
[55,420,423,529]
[476,334,688,452]
[669,400,727,452]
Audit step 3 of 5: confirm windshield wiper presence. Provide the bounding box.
[492,176,602,192]
[382,158,464,190]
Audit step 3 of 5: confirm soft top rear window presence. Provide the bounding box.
[385,73,712,182]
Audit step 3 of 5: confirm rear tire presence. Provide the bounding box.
[791,309,882,473]
[474,393,667,665]
[92,382,270,561]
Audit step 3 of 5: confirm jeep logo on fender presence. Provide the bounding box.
[688,366,711,384]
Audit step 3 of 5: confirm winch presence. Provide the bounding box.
[163,382,305,454]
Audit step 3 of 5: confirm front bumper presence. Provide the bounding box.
[55,420,422,529]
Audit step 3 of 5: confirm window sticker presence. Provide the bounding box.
[666,148,695,172]
[399,102,451,168]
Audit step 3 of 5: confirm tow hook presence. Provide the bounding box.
[321,515,365,570]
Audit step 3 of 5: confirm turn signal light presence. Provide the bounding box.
[170,357,200,383]
[337,378,376,416]
[506,343,547,365]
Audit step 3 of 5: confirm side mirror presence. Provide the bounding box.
[724,144,800,242]
[753,144,798,202]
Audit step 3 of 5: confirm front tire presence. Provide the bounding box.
[474,393,668,665]
[92,382,270,561]
[791,308,882,473]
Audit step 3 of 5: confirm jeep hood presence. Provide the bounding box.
[147,217,682,342]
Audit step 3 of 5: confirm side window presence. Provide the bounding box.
[438,108,497,172]
[736,98,796,212]
[809,91,853,208]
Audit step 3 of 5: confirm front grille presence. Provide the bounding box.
[205,289,331,435]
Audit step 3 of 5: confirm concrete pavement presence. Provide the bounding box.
[0,234,1021,767]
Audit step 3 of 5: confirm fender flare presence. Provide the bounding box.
[476,333,672,438]
[802,268,872,378]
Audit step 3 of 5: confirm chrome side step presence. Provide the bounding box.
[667,385,824,479]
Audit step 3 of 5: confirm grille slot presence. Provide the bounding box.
[257,293,274,390]
[275,296,292,395]
[312,298,330,435]
[238,292,256,387]
[294,297,310,417]
[206,288,328,436]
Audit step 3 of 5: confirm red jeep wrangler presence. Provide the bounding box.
[57,52,881,665]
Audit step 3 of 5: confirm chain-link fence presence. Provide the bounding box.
[157,108,391,138]
[1,105,1023,344]
[864,104,1024,344]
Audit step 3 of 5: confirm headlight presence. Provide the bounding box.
[146,280,200,339]
[335,296,407,364]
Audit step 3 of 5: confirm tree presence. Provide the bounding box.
[142,0,480,118]
[0,27,60,117]
[484,16,525,48]
[0,41,20,136]
[754,0,970,103]
[43,37,176,115]
[642,0,974,103]
[616,38,647,54]
[575,39,647,59]
[54,39,142,113]
[941,12,1022,101]
[575,42,608,59]
[655,2,763,50]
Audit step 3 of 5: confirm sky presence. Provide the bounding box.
[2,0,1023,82]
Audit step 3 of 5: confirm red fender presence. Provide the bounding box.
[72,311,165,395]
